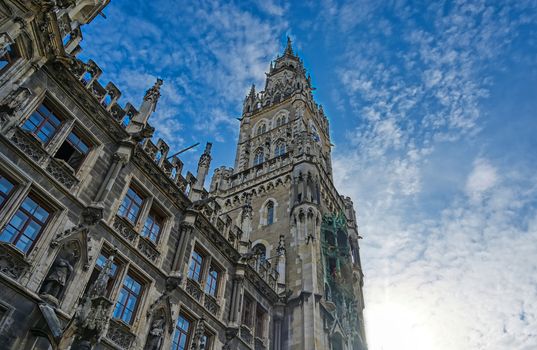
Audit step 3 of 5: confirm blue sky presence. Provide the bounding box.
[79,1,537,349]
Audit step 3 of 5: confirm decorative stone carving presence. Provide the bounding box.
[185,278,203,302]
[106,319,136,349]
[112,215,137,242]
[0,243,29,279]
[0,86,31,132]
[137,237,159,262]
[143,78,163,106]
[240,325,253,345]
[68,254,116,349]
[144,315,165,350]
[46,157,79,189]
[203,294,219,316]
[9,127,47,162]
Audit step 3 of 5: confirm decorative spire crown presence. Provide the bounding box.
[144,78,163,109]
[284,36,294,56]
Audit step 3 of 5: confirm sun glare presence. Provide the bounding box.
[367,301,436,350]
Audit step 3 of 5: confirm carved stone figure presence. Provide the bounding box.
[41,252,76,299]
[144,316,165,350]
[0,86,31,132]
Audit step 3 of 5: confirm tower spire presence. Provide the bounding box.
[284,36,294,56]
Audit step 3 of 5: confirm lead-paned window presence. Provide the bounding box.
[187,250,204,282]
[118,186,144,224]
[141,211,162,243]
[204,266,219,297]
[0,195,50,254]
[171,314,192,350]
[21,103,62,144]
[113,274,142,325]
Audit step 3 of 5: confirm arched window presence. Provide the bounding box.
[266,201,274,225]
[253,244,267,262]
[256,123,267,136]
[253,149,264,166]
[275,142,286,157]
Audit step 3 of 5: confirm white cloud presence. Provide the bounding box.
[465,158,499,201]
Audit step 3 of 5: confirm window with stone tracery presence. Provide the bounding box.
[274,142,286,157]
[253,149,264,166]
[256,123,267,136]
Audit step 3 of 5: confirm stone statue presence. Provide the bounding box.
[145,316,165,350]
[41,252,76,299]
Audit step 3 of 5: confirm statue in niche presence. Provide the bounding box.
[41,251,77,299]
[145,315,165,350]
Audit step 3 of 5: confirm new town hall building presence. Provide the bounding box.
[0,1,367,349]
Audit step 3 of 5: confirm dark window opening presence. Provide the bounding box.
[54,131,91,171]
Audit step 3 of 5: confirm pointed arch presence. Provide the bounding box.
[253,147,264,166]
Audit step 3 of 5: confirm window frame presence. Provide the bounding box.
[140,209,163,244]
[53,128,93,172]
[0,41,20,74]
[113,273,144,325]
[0,174,16,211]
[204,264,220,297]
[171,313,193,350]
[118,185,145,225]
[253,149,264,166]
[187,249,204,283]
[21,102,64,145]
[0,193,52,255]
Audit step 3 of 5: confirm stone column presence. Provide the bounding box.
[172,221,194,272]
[94,151,129,203]
[272,303,285,350]
[229,273,244,324]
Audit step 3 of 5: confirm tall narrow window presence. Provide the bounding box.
[0,43,19,73]
[253,149,264,166]
[141,211,162,243]
[253,244,267,263]
[171,314,191,350]
[256,123,266,136]
[256,306,266,338]
[21,103,62,144]
[275,142,286,157]
[118,187,144,224]
[0,195,50,254]
[187,250,204,282]
[0,175,15,208]
[242,296,254,328]
[54,130,92,171]
[204,265,219,297]
[266,201,274,225]
[113,274,142,325]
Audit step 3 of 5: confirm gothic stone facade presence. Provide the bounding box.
[0,1,367,350]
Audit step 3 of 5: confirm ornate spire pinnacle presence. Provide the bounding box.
[284,36,294,56]
[248,84,256,98]
[143,78,163,111]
